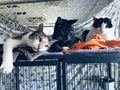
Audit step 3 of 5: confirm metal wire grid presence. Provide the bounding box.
[0,57,61,90]
[0,61,120,90]
[0,69,16,90]
[18,66,57,90]
[65,63,119,90]
[0,65,58,90]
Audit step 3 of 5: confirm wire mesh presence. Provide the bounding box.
[0,69,16,90]
[65,63,118,90]
[18,65,57,90]
[0,61,120,90]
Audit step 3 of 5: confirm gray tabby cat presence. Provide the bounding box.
[0,24,50,74]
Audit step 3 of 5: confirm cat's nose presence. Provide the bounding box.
[38,43,43,49]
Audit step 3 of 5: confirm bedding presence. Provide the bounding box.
[63,34,120,53]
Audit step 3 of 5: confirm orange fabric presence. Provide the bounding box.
[63,34,120,53]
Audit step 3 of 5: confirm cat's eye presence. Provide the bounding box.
[45,45,49,47]
[39,38,42,42]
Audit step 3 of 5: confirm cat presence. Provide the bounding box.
[0,23,50,74]
[49,16,79,52]
[85,16,115,42]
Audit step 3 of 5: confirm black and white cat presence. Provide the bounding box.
[85,16,115,42]
[49,17,79,52]
[0,24,50,74]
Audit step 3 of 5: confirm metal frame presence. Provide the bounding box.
[0,51,120,90]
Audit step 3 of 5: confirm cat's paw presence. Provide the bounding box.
[0,61,14,74]
[62,46,70,50]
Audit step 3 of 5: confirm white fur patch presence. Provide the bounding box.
[0,39,16,74]
[85,27,115,42]
[0,32,50,74]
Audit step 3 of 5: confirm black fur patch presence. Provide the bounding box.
[93,17,113,28]
[52,16,77,41]
[12,32,28,40]
[82,30,90,41]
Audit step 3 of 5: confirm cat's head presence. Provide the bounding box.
[28,23,50,52]
[92,16,113,34]
[52,17,78,41]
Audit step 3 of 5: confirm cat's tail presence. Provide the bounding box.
[82,30,90,41]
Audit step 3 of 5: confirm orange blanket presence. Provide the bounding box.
[63,34,120,53]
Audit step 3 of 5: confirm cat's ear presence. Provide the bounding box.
[93,16,97,20]
[69,19,78,25]
[57,16,61,20]
[56,16,63,23]
[37,23,43,32]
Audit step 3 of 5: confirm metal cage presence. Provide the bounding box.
[0,50,120,90]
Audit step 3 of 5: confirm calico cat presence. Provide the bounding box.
[0,23,50,74]
[85,16,115,42]
[49,16,79,52]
